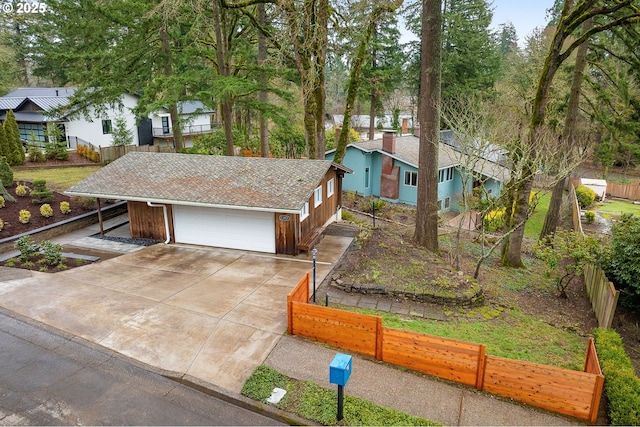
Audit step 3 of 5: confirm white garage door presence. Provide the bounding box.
[173,206,276,253]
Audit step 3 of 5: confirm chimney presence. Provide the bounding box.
[401,118,408,135]
[382,130,396,154]
[55,89,59,96]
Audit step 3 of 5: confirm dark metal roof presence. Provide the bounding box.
[66,152,351,213]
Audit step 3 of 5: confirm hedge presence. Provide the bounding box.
[594,328,640,425]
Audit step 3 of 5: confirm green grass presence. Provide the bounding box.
[242,365,442,426]
[524,191,551,240]
[338,306,586,370]
[13,166,102,192]
[593,199,640,219]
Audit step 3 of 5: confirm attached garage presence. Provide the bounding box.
[173,205,275,253]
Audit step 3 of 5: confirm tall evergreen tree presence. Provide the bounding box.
[0,119,9,158]
[498,22,519,59]
[3,110,24,166]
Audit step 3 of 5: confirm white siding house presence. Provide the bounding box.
[151,101,216,146]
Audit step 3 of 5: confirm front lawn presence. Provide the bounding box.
[13,166,101,192]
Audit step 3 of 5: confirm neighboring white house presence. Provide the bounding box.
[0,87,146,148]
[0,88,217,149]
[151,101,216,137]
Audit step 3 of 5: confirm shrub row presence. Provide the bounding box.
[0,202,72,226]
[594,328,640,425]
[76,144,100,163]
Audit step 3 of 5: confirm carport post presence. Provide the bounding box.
[312,248,318,303]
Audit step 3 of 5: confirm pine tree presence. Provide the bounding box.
[0,120,9,158]
[3,110,24,166]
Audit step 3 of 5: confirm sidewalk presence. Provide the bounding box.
[0,220,587,426]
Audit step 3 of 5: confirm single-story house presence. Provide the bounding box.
[151,101,217,146]
[325,130,509,213]
[65,152,352,255]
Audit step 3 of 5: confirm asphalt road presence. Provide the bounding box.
[0,310,284,426]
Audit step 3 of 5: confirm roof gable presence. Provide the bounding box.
[66,152,348,212]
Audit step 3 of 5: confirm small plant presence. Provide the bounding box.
[18,209,31,224]
[584,210,596,224]
[361,196,386,213]
[31,179,53,203]
[0,195,4,208]
[483,207,506,232]
[79,196,96,210]
[39,240,65,267]
[27,145,46,162]
[575,185,596,208]
[15,183,29,197]
[0,218,3,231]
[40,203,54,218]
[60,201,71,214]
[14,236,38,260]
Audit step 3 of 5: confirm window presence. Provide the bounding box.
[314,186,323,207]
[102,119,112,134]
[18,123,46,147]
[438,200,443,211]
[404,171,418,187]
[327,178,335,197]
[300,202,309,221]
[161,116,170,134]
[444,197,451,209]
[438,167,454,183]
[364,167,370,189]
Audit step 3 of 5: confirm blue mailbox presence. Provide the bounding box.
[329,353,352,386]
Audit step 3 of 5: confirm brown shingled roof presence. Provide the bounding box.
[65,152,350,213]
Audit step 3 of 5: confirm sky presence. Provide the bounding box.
[490,0,556,45]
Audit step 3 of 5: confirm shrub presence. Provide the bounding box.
[0,156,13,187]
[31,179,53,203]
[602,213,640,300]
[18,209,31,224]
[27,145,46,162]
[594,328,640,425]
[60,201,71,214]
[0,195,4,208]
[40,203,53,217]
[361,196,386,213]
[15,183,29,197]
[575,185,596,208]
[39,240,65,267]
[44,141,69,160]
[14,236,37,260]
[0,218,3,231]
[77,196,96,210]
[483,207,506,232]
[584,210,596,224]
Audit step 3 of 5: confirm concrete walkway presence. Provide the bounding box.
[0,220,586,426]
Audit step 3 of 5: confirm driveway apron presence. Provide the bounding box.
[0,236,352,393]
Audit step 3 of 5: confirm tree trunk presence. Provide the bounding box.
[369,88,376,141]
[540,17,592,240]
[258,3,269,158]
[414,0,442,253]
[212,0,234,156]
[159,25,184,151]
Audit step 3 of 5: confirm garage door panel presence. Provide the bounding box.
[173,206,275,253]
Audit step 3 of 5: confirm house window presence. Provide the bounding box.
[404,171,418,187]
[364,167,370,189]
[438,167,454,183]
[327,178,335,197]
[314,186,323,207]
[438,200,443,211]
[300,202,309,221]
[18,123,46,146]
[445,197,451,209]
[102,119,112,134]
[447,167,454,181]
[161,116,170,134]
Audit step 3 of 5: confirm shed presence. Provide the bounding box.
[66,152,351,255]
[579,178,607,201]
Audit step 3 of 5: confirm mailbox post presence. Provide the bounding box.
[329,353,352,421]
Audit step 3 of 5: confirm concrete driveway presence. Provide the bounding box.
[0,235,352,393]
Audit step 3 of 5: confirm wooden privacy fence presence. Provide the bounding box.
[583,264,620,329]
[288,273,604,422]
[571,178,640,200]
[99,144,174,164]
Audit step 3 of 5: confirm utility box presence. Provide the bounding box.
[329,353,352,386]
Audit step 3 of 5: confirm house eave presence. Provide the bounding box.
[63,192,302,214]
